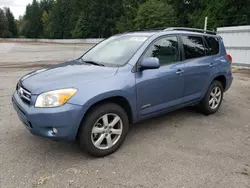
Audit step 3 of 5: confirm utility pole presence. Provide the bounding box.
[204,17,208,31]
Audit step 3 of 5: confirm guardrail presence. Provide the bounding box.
[0,38,104,44]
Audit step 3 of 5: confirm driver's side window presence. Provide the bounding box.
[143,36,180,66]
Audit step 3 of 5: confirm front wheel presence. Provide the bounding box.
[199,80,224,115]
[78,103,129,157]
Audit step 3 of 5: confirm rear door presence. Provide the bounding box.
[180,35,219,102]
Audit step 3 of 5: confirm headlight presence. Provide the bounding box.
[35,88,77,108]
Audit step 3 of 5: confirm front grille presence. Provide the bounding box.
[16,83,31,105]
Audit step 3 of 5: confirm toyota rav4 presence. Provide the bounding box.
[12,27,233,157]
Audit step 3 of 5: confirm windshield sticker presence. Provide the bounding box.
[129,37,147,42]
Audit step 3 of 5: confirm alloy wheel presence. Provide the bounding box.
[209,86,222,109]
[91,113,123,150]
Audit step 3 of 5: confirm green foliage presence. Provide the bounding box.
[0,8,8,37]
[12,0,250,38]
[39,0,54,37]
[204,0,250,29]
[16,16,25,36]
[0,7,18,38]
[168,0,191,27]
[51,0,73,38]
[72,12,92,38]
[187,0,250,30]
[5,8,18,37]
[134,0,177,29]
[116,0,145,32]
[23,0,44,38]
[41,11,50,38]
[72,0,125,38]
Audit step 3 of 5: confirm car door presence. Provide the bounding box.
[180,35,219,102]
[135,35,185,118]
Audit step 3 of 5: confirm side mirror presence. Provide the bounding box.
[139,57,160,71]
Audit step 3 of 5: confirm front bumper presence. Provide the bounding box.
[12,91,86,140]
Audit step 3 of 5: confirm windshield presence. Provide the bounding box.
[81,35,149,67]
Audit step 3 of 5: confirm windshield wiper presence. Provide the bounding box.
[81,59,105,67]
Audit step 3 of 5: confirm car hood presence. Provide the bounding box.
[20,60,118,94]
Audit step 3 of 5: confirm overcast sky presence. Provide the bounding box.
[0,0,32,19]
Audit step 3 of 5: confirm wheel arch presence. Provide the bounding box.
[213,75,226,90]
[76,95,134,140]
[201,73,227,99]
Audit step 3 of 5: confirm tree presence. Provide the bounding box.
[0,8,6,36]
[168,0,194,27]
[101,0,124,37]
[72,0,101,38]
[187,0,250,30]
[16,16,25,36]
[0,8,9,37]
[23,0,44,38]
[39,0,54,37]
[204,0,250,29]
[39,0,54,12]
[46,0,74,39]
[73,0,124,38]
[4,7,18,37]
[134,0,177,30]
[42,11,50,38]
[69,0,84,37]
[72,11,93,38]
[17,0,250,39]
[116,0,145,33]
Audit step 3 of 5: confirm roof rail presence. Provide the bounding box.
[164,27,217,35]
[125,27,166,33]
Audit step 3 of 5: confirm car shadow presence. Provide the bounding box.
[131,107,200,131]
[30,107,202,159]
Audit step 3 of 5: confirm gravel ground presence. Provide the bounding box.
[0,43,250,188]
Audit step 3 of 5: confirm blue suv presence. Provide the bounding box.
[12,28,233,157]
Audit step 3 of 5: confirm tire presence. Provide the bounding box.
[199,80,224,115]
[78,103,129,157]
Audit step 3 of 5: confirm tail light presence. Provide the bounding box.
[226,54,232,64]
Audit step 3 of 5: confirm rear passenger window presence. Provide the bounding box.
[204,36,219,55]
[181,36,205,59]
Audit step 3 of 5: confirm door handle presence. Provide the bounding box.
[176,69,184,75]
[209,63,214,68]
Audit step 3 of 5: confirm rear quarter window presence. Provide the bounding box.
[181,35,205,60]
[204,36,220,55]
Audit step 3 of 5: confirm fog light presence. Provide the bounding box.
[52,128,58,134]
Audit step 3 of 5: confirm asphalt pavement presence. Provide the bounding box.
[0,43,249,188]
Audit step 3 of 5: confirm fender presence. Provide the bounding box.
[79,90,137,122]
[201,72,228,98]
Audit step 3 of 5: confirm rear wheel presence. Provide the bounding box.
[199,80,224,115]
[78,103,129,157]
